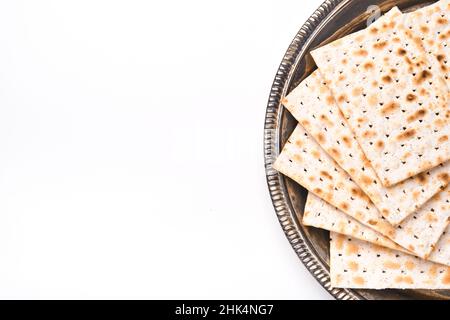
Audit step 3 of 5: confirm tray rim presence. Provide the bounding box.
[263,0,365,300]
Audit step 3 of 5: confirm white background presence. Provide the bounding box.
[0,0,331,299]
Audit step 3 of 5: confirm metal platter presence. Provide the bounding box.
[264,0,449,300]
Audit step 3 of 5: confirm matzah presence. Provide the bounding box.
[283,70,449,225]
[432,229,450,265]
[303,193,406,253]
[304,192,450,266]
[273,124,450,258]
[273,124,394,237]
[311,7,450,186]
[330,232,450,289]
[404,0,450,88]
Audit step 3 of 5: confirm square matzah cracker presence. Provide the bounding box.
[311,7,450,187]
[273,124,450,258]
[283,70,449,225]
[304,193,450,266]
[330,232,450,289]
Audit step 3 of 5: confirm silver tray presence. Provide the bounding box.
[264,0,449,300]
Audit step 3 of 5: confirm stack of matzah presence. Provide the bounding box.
[273,2,450,289]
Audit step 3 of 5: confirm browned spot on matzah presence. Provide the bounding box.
[316,133,325,144]
[353,277,365,285]
[397,48,407,56]
[361,175,372,186]
[429,265,438,277]
[346,243,359,255]
[416,173,427,185]
[438,173,449,183]
[443,270,450,285]
[439,135,448,142]
[437,17,448,25]
[426,213,438,223]
[407,109,427,122]
[363,62,374,70]
[396,129,416,141]
[326,95,334,105]
[405,261,415,271]
[420,25,429,33]
[300,119,310,127]
[368,94,378,106]
[348,261,359,271]
[381,75,392,83]
[380,102,399,115]
[320,171,333,180]
[373,41,388,50]
[337,94,347,103]
[340,202,349,211]
[342,136,352,147]
[383,261,401,269]
[329,148,341,158]
[395,276,414,284]
[352,87,363,96]
[362,131,376,138]
[413,70,432,85]
[354,49,368,57]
